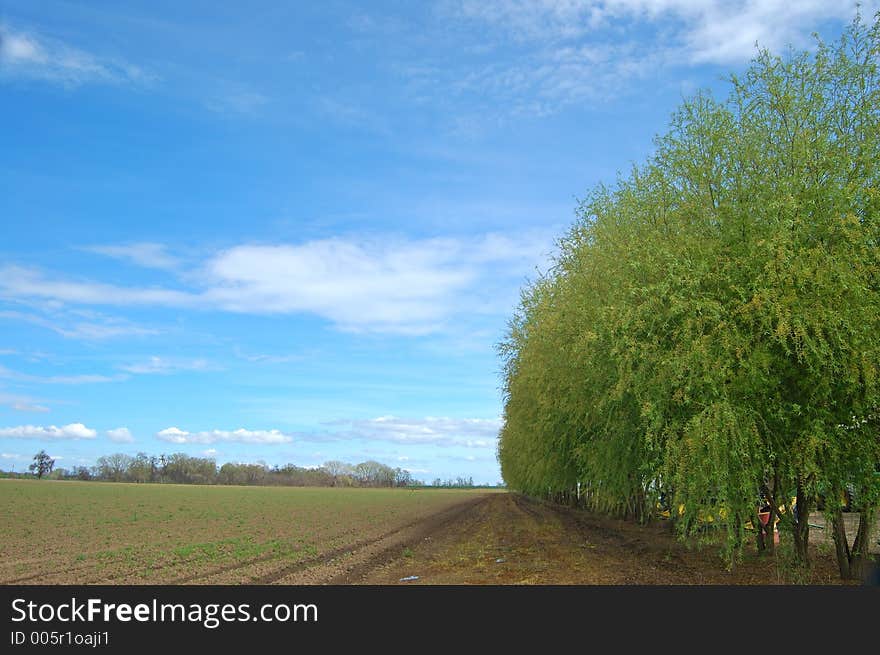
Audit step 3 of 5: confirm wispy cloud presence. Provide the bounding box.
[205,90,269,115]
[0,391,50,413]
[452,1,866,62]
[0,364,125,385]
[0,348,56,362]
[203,238,473,334]
[456,41,657,116]
[157,427,294,445]
[0,24,154,86]
[0,422,97,440]
[233,347,309,365]
[10,402,51,413]
[106,427,135,443]
[670,0,871,65]
[329,415,501,448]
[434,0,870,117]
[314,96,391,135]
[0,309,159,341]
[85,243,180,271]
[0,266,193,307]
[119,356,214,375]
[0,231,554,334]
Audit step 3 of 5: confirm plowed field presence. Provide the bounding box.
[0,479,490,584]
[3,480,874,585]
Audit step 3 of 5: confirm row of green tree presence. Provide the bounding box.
[498,15,880,580]
[20,450,425,488]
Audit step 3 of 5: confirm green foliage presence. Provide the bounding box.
[498,13,880,573]
[29,450,55,479]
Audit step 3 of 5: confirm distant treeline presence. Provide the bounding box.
[0,451,492,489]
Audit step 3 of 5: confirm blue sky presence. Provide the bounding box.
[0,1,869,484]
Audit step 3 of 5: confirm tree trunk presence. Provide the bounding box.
[830,506,852,579]
[760,472,781,555]
[755,508,768,552]
[851,509,876,580]
[830,505,876,580]
[766,509,777,555]
[792,480,811,566]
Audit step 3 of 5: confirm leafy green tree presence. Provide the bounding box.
[128,452,154,483]
[29,450,54,479]
[498,12,880,577]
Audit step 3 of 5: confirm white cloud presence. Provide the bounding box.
[332,416,502,448]
[11,402,50,413]
[86,243,180,271]
[0,266,194,307]
[315,96,391,135]
[120,356,213,375]
[0,309,159,340]
[0,364,124,385]
[203,239,473,333]
[456,41,654,116]
[156,427,294,445]
[0,232,554,334]
[0,30,45,61]
[233,347,308,365]
[0,24,154,86]
[206,91,269,115]
[0,391,50,413]
[106,427,135,443]
[675,1,872,65]
[453,1,867,62]
[206,233,553,326]
[440,1,870,116]
[0,423,97,440]
[60,323,157,340]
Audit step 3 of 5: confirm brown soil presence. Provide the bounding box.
[339,493,868,585]
[264,495,490,584]
[0,481,492,585]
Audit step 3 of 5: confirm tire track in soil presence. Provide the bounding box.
[2,556,147,585]
[85,547,301,585]
[178,533,397,585]
[256,495,492,585]
[1,548,150,584]
[3,547,278,585]
[170,550,301,584]
[5,540,313,585]
[4,495,492,586]
[509,493,550,523]
[540,497,715,582]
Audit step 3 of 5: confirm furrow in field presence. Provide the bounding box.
[180,515,439,584]
[269,495,490,584]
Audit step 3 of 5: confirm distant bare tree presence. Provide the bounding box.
[96,453,133,482]
[71,466,93,481]
[322,460,354,486]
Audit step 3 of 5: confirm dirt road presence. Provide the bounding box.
[337,493,859,584]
